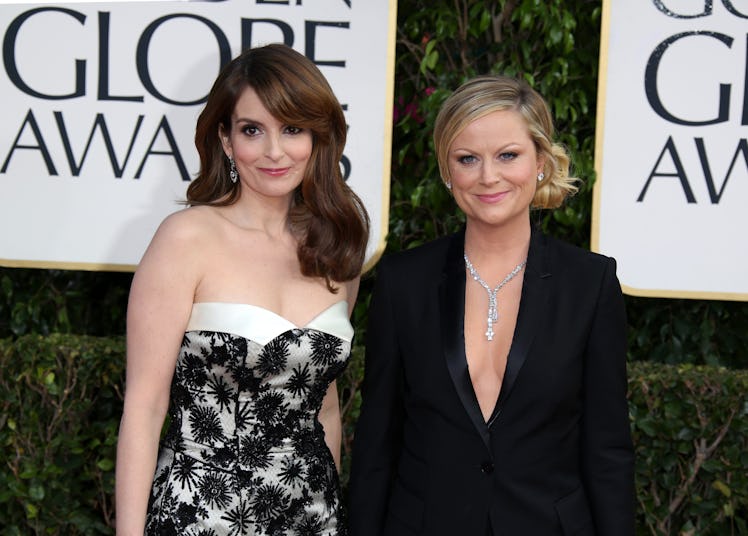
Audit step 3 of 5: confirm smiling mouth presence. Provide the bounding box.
[259,167,291,176]
[477,191,508,203]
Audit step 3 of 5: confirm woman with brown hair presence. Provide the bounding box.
[116,44,369,535]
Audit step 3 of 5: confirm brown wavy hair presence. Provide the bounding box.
[188,44,369,289]
[433,75,579,209]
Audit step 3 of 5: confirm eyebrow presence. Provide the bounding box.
[450,142,523,153]
[233,116,264,126]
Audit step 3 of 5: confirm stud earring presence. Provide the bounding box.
[445,181,452,191]
[537,172,545,183]
[229,156,238,183]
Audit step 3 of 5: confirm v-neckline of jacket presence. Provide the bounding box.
[439,227,551,448]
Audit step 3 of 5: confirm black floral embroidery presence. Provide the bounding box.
[250,482,290,521]
[235,401,253,431]
[229,361,262,394]
[199,471,232,510]
[255,391,288,426]
[206,374,234,413]
[173,455,200,492]
[146,322,350,535]
[176,501,199,529]
[239,435,271,470]
[189,405,225,445]
[286,363,312,398]
[182,353,209,389]
[187,530,218,536]
[206,445,234,469]
[306,457,330,494]
[220,499,252,533]
[285,328,306,346]
[297,513,325,536]
[278,457,305,488]
[258,338,290,377]
[309,332,343,367]
[208,333,247,368]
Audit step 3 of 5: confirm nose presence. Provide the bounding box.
[479,160,500,185]
[264,133,284,161]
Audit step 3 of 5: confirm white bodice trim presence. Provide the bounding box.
[185,300,353,345]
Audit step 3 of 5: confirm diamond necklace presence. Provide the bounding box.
[463,253,527,341]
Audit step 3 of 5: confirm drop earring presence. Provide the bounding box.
[537,172,545,183]
[229,156,238,183]
[445,181,452,191]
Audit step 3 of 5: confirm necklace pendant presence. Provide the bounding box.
[464,253,527,343]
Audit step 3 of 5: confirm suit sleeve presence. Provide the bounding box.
[348,259,404,536]
[582,257,636,535]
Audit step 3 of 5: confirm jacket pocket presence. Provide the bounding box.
[385,481,424,533]
[555,486,594,536]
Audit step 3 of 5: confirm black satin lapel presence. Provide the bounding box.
[489,229,551,426]
[440,231,490,448]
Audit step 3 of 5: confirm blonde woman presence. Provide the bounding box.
[349,75,634,536]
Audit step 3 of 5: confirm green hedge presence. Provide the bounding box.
[0,335,124,535]
[630,363,748,535]
[1,334,746,534]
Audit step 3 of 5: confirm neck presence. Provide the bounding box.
[464,217,531,264]
[227,188,294,239]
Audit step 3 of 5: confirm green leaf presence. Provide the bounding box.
[19,468,37,479]
[712,479,731,497]
[28,484,44,501]
[96,458,115,472]
[24,502,38,520]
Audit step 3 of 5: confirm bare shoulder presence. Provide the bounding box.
[134,207,220,285]
[142,206,221,257]
[154,205,217,241]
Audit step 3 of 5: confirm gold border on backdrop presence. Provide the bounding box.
[1,2,398,276]
[591,0,747,302]
[590,0,610,262]
[0,258,137,272]
[362,0,397,275]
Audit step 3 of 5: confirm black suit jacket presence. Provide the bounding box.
[348,228,635,536]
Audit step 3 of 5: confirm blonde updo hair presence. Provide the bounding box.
[433,75,578,209]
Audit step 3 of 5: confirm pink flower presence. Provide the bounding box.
[394,93,429,124]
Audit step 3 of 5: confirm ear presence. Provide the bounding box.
[536,153,547,176]
[218,124,232,158]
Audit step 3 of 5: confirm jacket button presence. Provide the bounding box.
[481,461,494,474]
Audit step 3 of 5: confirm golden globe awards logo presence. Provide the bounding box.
[593,0,748,300]
[0,0,393,270]
[1,4,353,182]
[638,0,748,205]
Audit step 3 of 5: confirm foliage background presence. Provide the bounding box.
[1,0,747,533]
[2,0,745,366]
